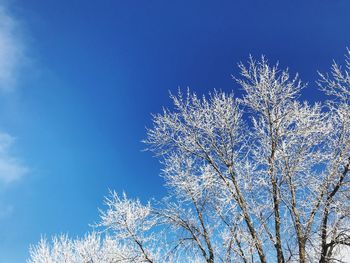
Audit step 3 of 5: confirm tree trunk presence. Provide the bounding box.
[298,239,306,263]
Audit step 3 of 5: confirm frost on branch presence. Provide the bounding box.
[318,49,350,102]
[29,53,350,263]
[98,191,158,262]
[28,233,136,263]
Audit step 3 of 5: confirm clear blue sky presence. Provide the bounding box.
[0,0,349,262]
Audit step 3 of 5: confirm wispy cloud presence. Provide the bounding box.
[0,132,28,184]
[0,4,29,184]
[0,5,25,91]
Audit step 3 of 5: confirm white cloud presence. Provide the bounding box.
[0,5,29,184]
[0,5,25,91]
[0,132,28,184]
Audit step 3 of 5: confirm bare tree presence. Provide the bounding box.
[29,52,350,263]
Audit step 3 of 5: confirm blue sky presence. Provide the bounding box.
[0,0,349,262]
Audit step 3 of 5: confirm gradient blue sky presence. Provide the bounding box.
[0,0,349,262]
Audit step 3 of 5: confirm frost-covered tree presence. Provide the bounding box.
[29,51,350,263]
